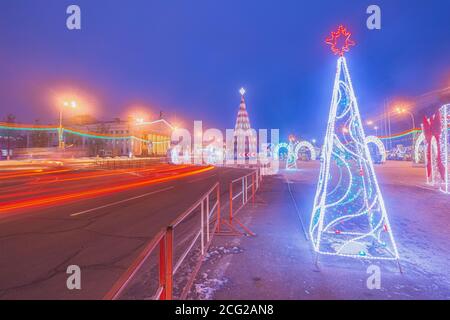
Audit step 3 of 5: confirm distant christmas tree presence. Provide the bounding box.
[233,88,256,162]
[310,26,400,263]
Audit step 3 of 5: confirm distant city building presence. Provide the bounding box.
[0,116,172,159]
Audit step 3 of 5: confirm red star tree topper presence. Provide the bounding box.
[326,25,355,56]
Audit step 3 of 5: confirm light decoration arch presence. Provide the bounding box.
[273,142,289,160]
[294,141,317,161]
[413,132,425,164]
[365,135,386,163]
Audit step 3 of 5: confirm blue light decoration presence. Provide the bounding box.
[365,135,386,163]
[310,26,400,264]
[273,142,297,170]
[286,140,297,170]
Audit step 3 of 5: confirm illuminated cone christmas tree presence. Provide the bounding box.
[310,26,399,261]
[234,88,252,132]
[234,88,256,160]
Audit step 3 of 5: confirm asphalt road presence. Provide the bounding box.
[0,163,253,299]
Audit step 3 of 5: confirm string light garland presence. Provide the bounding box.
[413,132,426,164]
[286,140,298,170]
[310,26,400,263]
[273,142,297,169]
[365,135,386,163]
[294,140,317,161]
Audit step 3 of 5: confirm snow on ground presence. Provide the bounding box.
[190,161,450,300]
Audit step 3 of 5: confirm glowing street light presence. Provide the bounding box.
[59,99,77,149]
[394,106,416,130]
[374,126,379,136]
[366,120,373,126]
[63,100,77,108]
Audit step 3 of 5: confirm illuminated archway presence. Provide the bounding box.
[426,136,439,184]
[273,142,289,160]
[413,132,425,164]
[273,142,297,169]
[294,141,317,161]
[365,135,386,163]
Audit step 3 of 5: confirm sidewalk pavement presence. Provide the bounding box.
[190,162,450,300]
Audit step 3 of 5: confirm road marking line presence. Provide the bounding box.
[70,186,174,217]
[188,174,217,184]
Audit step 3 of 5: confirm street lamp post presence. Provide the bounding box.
[394,107,416,146]
[59,100,77,149]
[404,111,416,130]
[365,120,379,136]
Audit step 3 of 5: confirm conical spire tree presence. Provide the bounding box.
[234,87,252,132]
[234,88,256,161]
[310,26,400,262]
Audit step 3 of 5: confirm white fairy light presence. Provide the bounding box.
[365,135,386,163]
[294,141,317,161]
[309,55,400,262]
[413,132,425,164]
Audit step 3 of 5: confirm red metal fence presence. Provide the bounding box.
[104,168,262,300]
[104,182,220,300]
[217,169,262,236]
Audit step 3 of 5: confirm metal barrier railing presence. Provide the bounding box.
[217,168,262,236]
[104,169,263,300]
[104,182,220,300]
[103,229,167,300]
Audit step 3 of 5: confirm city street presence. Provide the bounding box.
[191,161,450,300]
[1,0,449,306]
[0,161,252,299]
